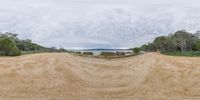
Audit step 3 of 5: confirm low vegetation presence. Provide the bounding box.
[162,51,200,57]
[83,52,93,56]
[99,52,134,58]
[115,52,125,56]
[100,52,116,57]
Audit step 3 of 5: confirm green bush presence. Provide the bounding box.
[75,52,81,54]
[0,38,20,56]
[115,52,125,56]
[9,46,21,56]
[100,52,116,57]
[83,52,93,55]
[133,47,140,55]
[162,51,200,57]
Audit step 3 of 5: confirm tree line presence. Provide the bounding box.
[1,30,199,56]
[138,30,200,53]
[0,32,66,56]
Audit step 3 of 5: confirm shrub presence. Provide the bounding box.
[83,52,93,55]
[100,52,116,57]
[75,52,81,54]
[0,38,21,56]
[115,52,125,56]
[8,46,21,56]
[133,47,140,55]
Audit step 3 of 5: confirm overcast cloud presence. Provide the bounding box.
[0,0,200,49]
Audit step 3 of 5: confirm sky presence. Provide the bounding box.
[0,0,200,49]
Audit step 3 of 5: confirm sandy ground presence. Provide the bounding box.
[0,53,200,100]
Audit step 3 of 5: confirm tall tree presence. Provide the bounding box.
[172,30,196,52]
[153,36,168,52]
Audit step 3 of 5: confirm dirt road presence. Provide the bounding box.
[0,53,200,100]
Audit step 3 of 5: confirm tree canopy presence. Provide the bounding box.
[0,32,60,56]
[138,30,200,53]
[0,37,20,56]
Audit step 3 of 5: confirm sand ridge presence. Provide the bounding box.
[0,53,200,100]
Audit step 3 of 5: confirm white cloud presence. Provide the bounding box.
[0,0,200,49]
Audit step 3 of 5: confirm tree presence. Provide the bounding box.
[147,43,156,52]
[140,44,149,52]
[172,30,196,53]
[196,39,200,50]
[194,31,200,38]
[135,30,200,53]
[133,47,140,55]
[0,32,19,42]
[0,38,20,56]
[153,36,168,52]
[165,36,177,52]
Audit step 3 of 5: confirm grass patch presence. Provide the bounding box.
[20,51,68,55]
[162,51,200,57]
[21,51,44,55]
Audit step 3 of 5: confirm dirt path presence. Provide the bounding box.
[0,53,200,100]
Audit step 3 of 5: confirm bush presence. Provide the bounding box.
[83,52,93,55]
[100,52,116,57]
[133,47,140,55]
[116,52,125,56]
[0,38,21,56]
[162,51,200,57]
[8,46,21,56]
[75,52,81,54]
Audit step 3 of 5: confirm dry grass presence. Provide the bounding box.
[0,53,200,100]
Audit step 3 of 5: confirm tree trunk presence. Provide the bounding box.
[181,46,184,53]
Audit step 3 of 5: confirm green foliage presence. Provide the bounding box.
[0,32,47,52]
[17,41,44,51]
[154,36,168,52]
[9,47,21,56]
[83,52,93,55]
[0,32,65,56]
[115,52,125,56]
[100,52,116,57]
[162,51,200,57]
[133,47,140,55]
[139,30,199,53]
[75,52,81,54]
[196,39,200,50]
[0,38,20,56]
[140,44,149,51]
[172,30,197,52]
[141,43,156,52]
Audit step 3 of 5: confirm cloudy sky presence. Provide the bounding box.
[0,0,200,49]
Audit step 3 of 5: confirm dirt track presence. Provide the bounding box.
[0,53,200,100]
